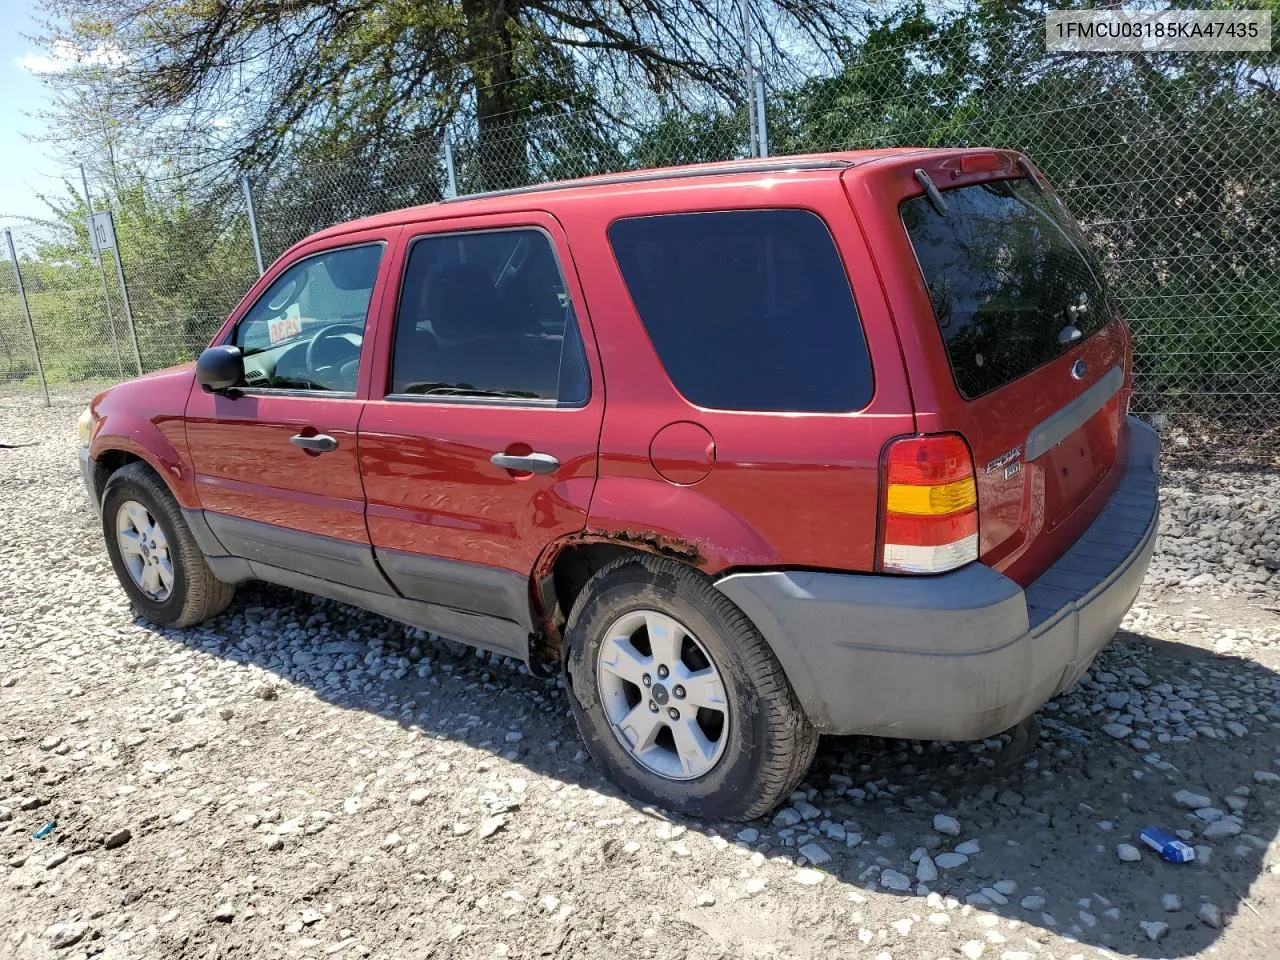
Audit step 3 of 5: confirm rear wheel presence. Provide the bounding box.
[564,554,817,820]
[101,463,235,627]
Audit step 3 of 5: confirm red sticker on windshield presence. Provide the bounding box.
[268,316,302,343]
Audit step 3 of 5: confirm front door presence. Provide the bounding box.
[358,214,604,630]
[186,232,396,593]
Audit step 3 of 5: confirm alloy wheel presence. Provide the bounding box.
[115,499,175,601]
[596,609,730,781]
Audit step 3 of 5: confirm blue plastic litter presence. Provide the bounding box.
[32,821,55,840]
[1140,827,1195,863]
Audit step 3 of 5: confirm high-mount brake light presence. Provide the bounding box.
[959,153,1002,174]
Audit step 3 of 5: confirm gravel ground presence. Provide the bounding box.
[2,389,1279,960]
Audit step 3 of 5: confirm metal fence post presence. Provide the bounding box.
[80,164,126,379]
[740,0,758,157]
[755,73,769,158]
[443,135,459,198]
[107,227,144,376]
[242,176,265,277]
[5,228,50,407]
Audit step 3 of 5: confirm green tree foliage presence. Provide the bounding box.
[10,173,258,382]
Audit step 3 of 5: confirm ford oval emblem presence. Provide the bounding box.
[1070,359,1088,380]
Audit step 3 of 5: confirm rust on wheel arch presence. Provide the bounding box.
[528,528,710,668]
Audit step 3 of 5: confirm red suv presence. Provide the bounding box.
[78,150,1159,820]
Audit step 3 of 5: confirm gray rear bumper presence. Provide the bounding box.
[716,417,1160,740]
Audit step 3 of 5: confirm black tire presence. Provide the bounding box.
[563,554,817,821]
[101,462,236,628]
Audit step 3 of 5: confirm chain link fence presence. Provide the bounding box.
[1,10,1276,462]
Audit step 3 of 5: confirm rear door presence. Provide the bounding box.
[357,212,604,631]
[848,153,1129,585]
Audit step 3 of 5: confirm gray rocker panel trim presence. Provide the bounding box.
[243,561,529,660]
[377,547,534,631]
[181,508,532,661]
[199,511,395,596]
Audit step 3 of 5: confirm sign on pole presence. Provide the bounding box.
[80,164,125,377]
[94,210,145,376]
[89,211,117,253]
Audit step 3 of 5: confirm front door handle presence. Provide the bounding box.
[291,433,339,453]
[490,451,560,474]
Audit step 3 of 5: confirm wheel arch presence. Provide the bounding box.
[90,426,197,509]
[530,478,782,664]
[92,449,146,505]
[532,539,680,665]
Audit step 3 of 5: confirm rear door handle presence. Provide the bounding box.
[490,452,560,474]
[291,433,339,453]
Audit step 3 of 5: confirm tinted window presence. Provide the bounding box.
[390,229,589,403]
[902,178,1111,399]
[231,244,381,392]
[608,210,872,412]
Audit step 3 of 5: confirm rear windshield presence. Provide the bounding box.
[608,209,873,413]
[902,177,1111,399]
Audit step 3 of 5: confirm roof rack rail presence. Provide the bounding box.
[442,157,853,204]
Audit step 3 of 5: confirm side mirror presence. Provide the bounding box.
[196,345,245,394]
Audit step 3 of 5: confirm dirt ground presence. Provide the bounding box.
[2,391,1278,960]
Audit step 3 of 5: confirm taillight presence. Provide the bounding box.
[880,433,979,574]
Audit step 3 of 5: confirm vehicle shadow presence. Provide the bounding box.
[158,580,1280,959]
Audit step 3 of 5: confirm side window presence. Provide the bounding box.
[608,210,874,413]
[231,244,382,393]
[389,229,589,404]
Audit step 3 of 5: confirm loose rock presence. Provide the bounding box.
[44,922,88,950]
[879,869,911,892]
[1140,920,1169,941]
[1198,902,1223,928]
[103,828,132,850]
[1117,843,1141,862]
[933,814,960,836]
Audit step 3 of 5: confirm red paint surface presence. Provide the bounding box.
[648,421,715,485]
[90,364,201,506]
[357,211,605,581]
[184,390,370,542]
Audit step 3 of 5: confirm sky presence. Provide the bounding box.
[0,0,79,228]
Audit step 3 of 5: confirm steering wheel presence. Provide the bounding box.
[304,322,363,373]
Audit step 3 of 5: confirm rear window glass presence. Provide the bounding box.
[902,178,1111,399]
[608,209,873,412]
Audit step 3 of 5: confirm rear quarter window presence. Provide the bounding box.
[902,177,1111,399]
[608,209,873,413]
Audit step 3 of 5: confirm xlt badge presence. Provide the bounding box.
[985,445,1023,480]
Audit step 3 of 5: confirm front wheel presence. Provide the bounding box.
[564,555,817,821]
[101,463,236,628]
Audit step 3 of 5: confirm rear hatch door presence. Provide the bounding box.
[851,153,1129,585]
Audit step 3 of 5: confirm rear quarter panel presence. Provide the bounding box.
[550,171,916,574]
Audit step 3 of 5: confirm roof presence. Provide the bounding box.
[309,148,926,242]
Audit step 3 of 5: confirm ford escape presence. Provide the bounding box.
[77,150,1159,819]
